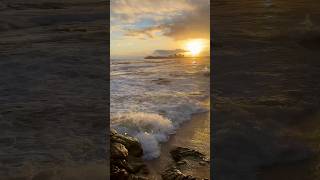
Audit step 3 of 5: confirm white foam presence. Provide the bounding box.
[135,132,161,159]
[111,112,175,159]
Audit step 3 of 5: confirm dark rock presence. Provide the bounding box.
[127,156,148,174]
[110,129,149,180]
[128,174,149,180]
[111,133,143,157]
[170,147,207,162]
[111,143,128,160]
[113,159,132,173]
[176,160,187,165]
[110,129,118,136]
[161,165,197,180]
[199,161,207,166]
[111,165,129,180]
[162,147,210,180]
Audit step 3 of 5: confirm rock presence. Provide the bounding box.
[111,165,129,180]
[161,147,209,180]
[128,174,149,180]
[111,143,128,160]
[176,160,187,165]
[111,133,143,157]
[113,159,133,173]
[170,147,207,162]
[111,129,118,136]
[161,165,196,180]
[110,129,149,180]
[127,156,149,174]
[162,147,210,180]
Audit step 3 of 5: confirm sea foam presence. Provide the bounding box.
[111,112,175,159]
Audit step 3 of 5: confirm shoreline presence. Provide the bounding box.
[145,111,210,179]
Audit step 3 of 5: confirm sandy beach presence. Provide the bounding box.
[146,110,210,179]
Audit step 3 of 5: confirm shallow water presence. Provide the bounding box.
[110,57,210,159]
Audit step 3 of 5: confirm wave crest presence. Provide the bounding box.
[111,112,175,159]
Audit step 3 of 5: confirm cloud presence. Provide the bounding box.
[124,25,168,38]
[111,0,195,23]
[162,1,210,40]
[152,49,188,56]
[111,0,210,40]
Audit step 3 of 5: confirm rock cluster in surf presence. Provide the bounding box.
[110,129,149,180]
[110,130,210,180]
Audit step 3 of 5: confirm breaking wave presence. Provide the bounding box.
[111,100,208,160]
[111,112,175,159]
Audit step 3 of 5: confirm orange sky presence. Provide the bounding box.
[110,0,210,58]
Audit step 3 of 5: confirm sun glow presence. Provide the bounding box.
[186,40,203,56]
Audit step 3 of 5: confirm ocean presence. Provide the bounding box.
[110,57,210,159]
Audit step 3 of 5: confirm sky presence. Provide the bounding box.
[110,0,210,58]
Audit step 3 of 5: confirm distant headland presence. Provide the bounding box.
[144,53,185,59]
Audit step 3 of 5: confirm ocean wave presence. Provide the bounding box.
[110,57,210,160]
[111,101,208,160]
[111,112,175,159]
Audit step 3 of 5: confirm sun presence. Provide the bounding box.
[186,40,203,56]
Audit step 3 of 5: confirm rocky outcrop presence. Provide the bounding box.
[110,129,149,180]
[162,165,198,180]
[162,147,210,180]
[170,147,208,162]
[111,129,143,157]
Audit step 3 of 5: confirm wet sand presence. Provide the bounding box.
[146,111,210,179]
